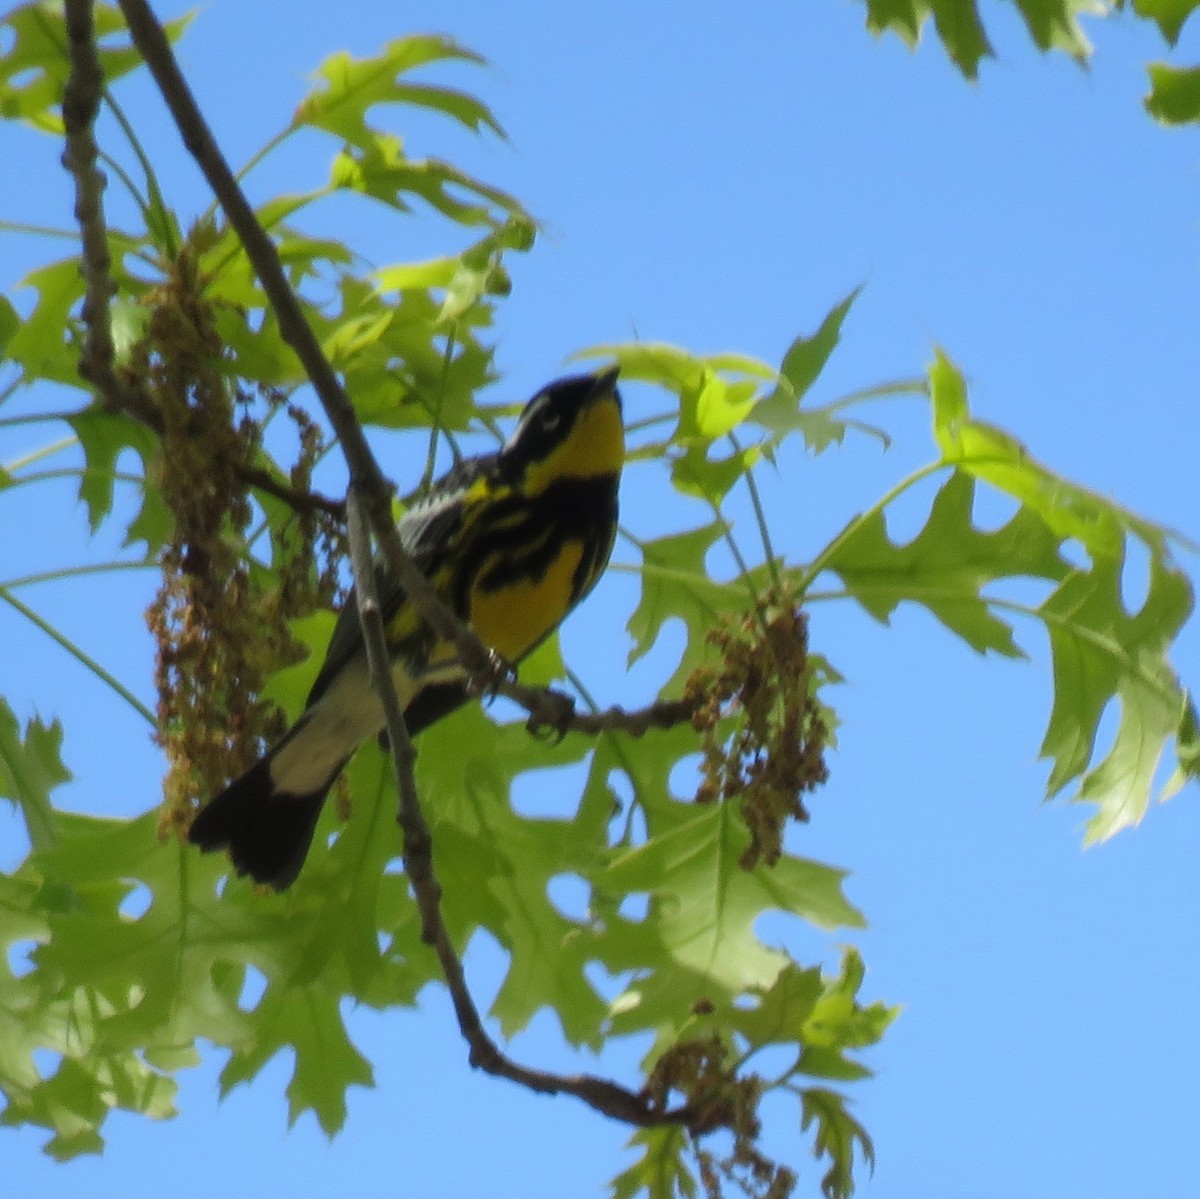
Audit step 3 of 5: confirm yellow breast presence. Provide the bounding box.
[468,539,585,661]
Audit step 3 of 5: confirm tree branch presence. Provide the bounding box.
[61,0,158,424]
[508,677,697,739]
[239,463,346,519]
[345,493,693,1129]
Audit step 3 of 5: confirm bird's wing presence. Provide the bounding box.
[304,453,495,708]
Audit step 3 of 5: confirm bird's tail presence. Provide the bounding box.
[187,751,344,890]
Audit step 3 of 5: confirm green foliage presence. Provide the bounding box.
[854,0,1200,128]
[823,351,1197,841]
[0,6,1195,1199]
[1133,0,1200,45]
[613,1126,697,1199]
[854,0,1103,77]
[0,2,192,129]
[801,1089,875,1199]
[1,699,71,852]
[1145,62,1200,122]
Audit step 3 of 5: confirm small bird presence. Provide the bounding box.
[188,366,623,889]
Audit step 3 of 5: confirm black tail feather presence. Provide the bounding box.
[188,754,340,891]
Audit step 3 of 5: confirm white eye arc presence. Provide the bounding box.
[540,408,562,433]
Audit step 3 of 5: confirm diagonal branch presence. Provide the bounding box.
[117,0,697,1131]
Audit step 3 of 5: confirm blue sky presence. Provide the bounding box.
[3,2,1199,1196]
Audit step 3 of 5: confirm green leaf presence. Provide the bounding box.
[930,0,993,78]
[825,470,1067,655]
[576,342,707,393]
[1133,0,1200,45]
[669,442,760,505]
[800,1086,876,1199]
[0,4,191,129]
[1039,551,1196,840]
[258,612,335,721]
[922,350,1197,831]
[752,290,885,453]
[294,36,501,147]
[777,289,861,404]
[5,259,86,386]
[611,1125,695,1199]
[374,256,462,292]
[1146,62,1200,125]
[66,405,167,545]
[683,372,758,441]
[0,698,70,853]
[733,961,825,1047]
[929,349,1170,559]
[1167,695,1200,793]
[862,0,926,44]
[732,949,894,1090]
[330,135,526,229]
[797,948,896,1056]
[308,276,493,431]
[416,707,612,1044]
[6,811,188,1156]
[0,872,54,1123]
[857,0,1097,77]
[627,523,753,678]
[603,800,863,1028]
[0,294,18,357]
[829,351,1197,838]
[280,987,375,1133]
[574,342,774,442]
[1012,0,1098,58]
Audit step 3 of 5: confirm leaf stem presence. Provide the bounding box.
[0,410,81,429]
[4,437,79,473]
[418,327,459,494]
[729,429,781,591]
[823,376,927,411]
[0,586,155,724]
[2,559,153,590]
[0,220,79,240]
[104,88,178,258]
[8,467,143,489]
[794,460,947,595]
[624,410,678,436]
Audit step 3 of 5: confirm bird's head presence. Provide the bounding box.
[501,366,624,496]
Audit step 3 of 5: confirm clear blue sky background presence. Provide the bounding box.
[3,2,1199,1196]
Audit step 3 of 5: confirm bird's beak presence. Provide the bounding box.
[590,363,621,404]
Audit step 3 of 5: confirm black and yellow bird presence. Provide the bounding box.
[188,366,623,889]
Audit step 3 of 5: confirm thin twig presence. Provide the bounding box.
[506,677,696,738]
[560,696,696,736]
[239,464,345,519]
